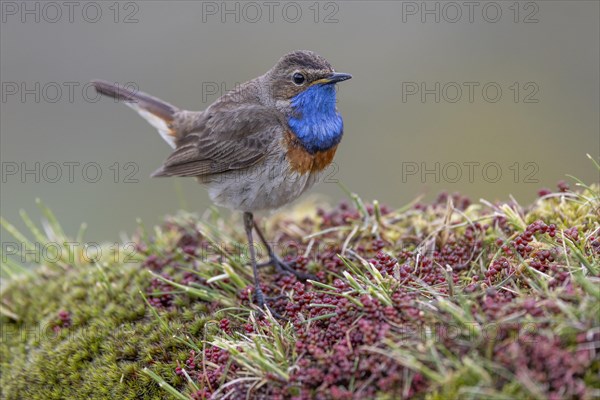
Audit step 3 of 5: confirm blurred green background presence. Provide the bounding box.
[1,1,598,242]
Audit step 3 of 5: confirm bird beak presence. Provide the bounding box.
[314,72,352,85]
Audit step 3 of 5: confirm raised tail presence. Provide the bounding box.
[91,80,179,148]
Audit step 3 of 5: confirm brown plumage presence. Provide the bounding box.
[91,50,351,312]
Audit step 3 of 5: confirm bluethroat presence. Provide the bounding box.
[92,50,351,311]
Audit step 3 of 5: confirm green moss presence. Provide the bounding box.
[0,261,197,399]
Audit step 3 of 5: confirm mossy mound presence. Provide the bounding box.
[0,252,205,399]
[1,181,599,399]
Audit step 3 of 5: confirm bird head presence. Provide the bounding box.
[266,50,351,154]
[267,50,352,103]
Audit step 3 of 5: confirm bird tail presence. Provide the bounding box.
[91,80,179,148]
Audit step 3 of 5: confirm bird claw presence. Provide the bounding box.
[257,256,316,281]
[265,294,288,302]
[252,287,288,320]
[253,305,288,321]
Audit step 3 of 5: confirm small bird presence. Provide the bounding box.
[92,50,351,310]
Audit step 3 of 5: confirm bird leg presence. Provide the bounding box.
[244,212,289,319]
[243,212,267,310]
[253,218,316,281]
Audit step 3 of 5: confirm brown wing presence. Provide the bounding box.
[151,104,283,178]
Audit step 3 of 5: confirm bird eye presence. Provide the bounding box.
[292,72,306,85]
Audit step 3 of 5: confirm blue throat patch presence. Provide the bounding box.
[288,84,344,154]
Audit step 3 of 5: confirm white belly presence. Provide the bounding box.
[204,156,320,212]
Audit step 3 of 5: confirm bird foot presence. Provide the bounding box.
[253,287,287,320]
[257,256,316,281]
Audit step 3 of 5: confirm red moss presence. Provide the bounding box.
[136,191,598,399]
